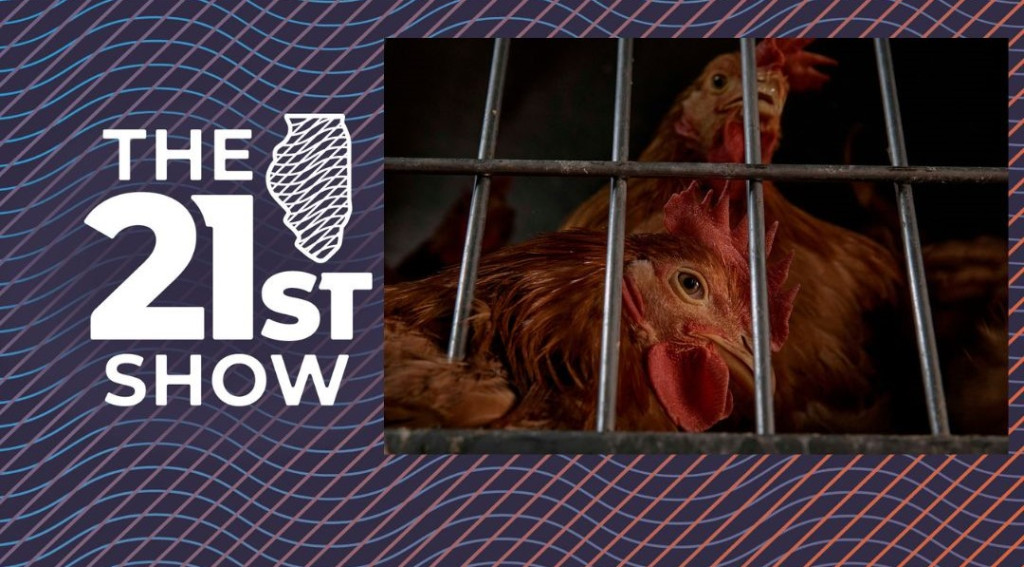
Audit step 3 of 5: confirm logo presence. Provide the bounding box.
[267,114,353,263]
[86,122,372,407]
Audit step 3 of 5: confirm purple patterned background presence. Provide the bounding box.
[0,1,1022,565]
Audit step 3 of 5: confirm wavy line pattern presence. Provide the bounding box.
[0,0,1022,566]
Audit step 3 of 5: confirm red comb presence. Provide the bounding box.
[767,252,798,351]
[755,39,785,71]
[664,182,798,351]
[757,38,837,92]
[664,182,747,267]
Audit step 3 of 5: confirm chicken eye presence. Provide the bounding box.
[710,73,728,90]
[677,272,706,300]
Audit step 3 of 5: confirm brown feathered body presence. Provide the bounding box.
[386,231,672,430]
[562,40,909,432]
[385,188,796,431]
[923,236,1008,434]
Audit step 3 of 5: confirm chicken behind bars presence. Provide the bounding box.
[384,184,797,432]
[563,40,914,433]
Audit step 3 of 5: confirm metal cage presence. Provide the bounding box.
[384,39,1009,454]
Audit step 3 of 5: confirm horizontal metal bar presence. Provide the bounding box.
[385,157,1007,184]
[385,428,1008,455]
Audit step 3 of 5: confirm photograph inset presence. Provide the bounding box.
[383,39,1008,454]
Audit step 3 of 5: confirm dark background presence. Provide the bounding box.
[384,39,1007,264]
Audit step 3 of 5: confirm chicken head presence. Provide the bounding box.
[670,39,837,165]
[622,183,798,431]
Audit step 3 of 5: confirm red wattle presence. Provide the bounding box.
[647,342,733,432]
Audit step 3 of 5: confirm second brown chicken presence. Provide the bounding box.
[564,40,916,433]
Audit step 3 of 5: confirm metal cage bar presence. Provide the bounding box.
[447,39,510,361]
[384,157,1007,185]
[596,38,633,433]
[387,429,1008,454]
[873,39,951,436]
[740,39,775,434]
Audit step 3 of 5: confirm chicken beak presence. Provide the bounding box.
[716,73,785,120]
[756,73,785,118]
[703,334,774,396]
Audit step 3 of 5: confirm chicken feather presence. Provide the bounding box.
[384,184,796,431]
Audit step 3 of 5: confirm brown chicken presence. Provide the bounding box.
[385,184,797,431]
[923,236,1008,434]
[563,40,912,432]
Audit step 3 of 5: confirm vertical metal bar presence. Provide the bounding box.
[447,39,510,361]
[596,38,633,433]
[873,39,950,436]
[740,38,775,435]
